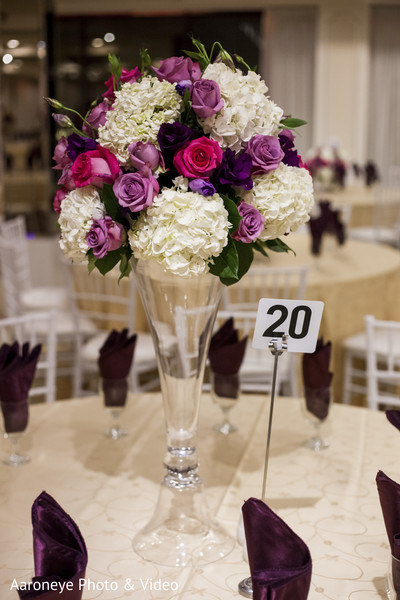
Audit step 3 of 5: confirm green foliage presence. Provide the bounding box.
[100,184,123,222]
[139,48,152,74]
[221,194,241,231]
[280,117,307,129]
[108,54,122,90]
[265,238,295,254]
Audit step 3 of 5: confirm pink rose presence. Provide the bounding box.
[102,67,142,101]
[191,79,224,118]
[128,141,163,175]
[71,146,121,188]
[232,202,265,243]
[113,172,159,212]
[86,216,125,259]
[53,188,68,214]
[152,56,201,84]
[173,137,223,180]
[52,137,71,170]
[82,101,111,136]
[246,135,284,174]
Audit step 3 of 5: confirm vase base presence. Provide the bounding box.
[133,518,235,567]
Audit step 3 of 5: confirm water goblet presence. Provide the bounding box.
[302,386,331,451]
[1,399,30,466]
[211,372,240,435]
[386,554,400,599]
[100,377,129,440]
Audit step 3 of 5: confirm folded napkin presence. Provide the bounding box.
[242,497,312,600]
[365,161,379,187]
[386,410,400,431]
[98,328,137,407]
[308,201,346,255]
[18,491,87,599]
[376,470,400,597]
[302,338,333,421]
[208,317,247,398]
[0,341,41,433]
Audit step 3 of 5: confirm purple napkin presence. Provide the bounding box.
[0,342,41,433]
[308,201,346,254]
[376,470,400,597]
[98,328,137,407]
[208,318,247,398]
[242,497,312,600]
[302,338,333,421]
[18,491,88,599]
[386,411,400,431]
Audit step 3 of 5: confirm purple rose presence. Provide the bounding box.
[189,179,216,196]
[113,172,159,213]
[279,129,302,167]
[153,57,201,84]
[191,79,224,118]
[52,137,71,170]
[216,148,253,190]
[128,141,163,175]
[57,165,75,191]
[157,122,199,167]
[67,133,98,162]
[232,202,265,243]
[86,216,125,259]
[246,135,284,174]
[82,101,111,137]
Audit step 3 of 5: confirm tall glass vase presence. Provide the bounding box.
[132,258,234,567]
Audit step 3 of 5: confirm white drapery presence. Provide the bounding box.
[368,6,400,184]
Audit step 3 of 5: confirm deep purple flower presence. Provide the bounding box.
[216,148,253,190]
[157,122,199,167]
[191,79,224,118]
[128,141,163,175]
[86,216,125,259]
[189,179,216,197]
[246,134,284,174]
[232,202,265,243]
[175,80,192,96]
[67,133,97,162]
[279,129,302,168]
[113,172,159,213]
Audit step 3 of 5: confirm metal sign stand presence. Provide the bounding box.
[238,334,288,599]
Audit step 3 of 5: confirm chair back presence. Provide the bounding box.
[365,314,400,410]
[0,216,32,316]
[0,311,57,403]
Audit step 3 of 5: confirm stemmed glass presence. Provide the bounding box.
[211,372,240,435]
[100,377,129,440]
[1,399,30,466]
[302,386,332,451]
[386,554,400,599]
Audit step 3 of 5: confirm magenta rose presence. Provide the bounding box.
[113,172,159,213]
[246,135,284,174]
[102,67,142,101]
[152,56,201,84]
[86,216,125,259]
[52,137,71,170]
[82,101,111,136]
[173,137,223,180]
[232,202,265,243]
[53,188,68,214]
[128,142,163,175]
[71,146,121,188]
[191,79,224,118]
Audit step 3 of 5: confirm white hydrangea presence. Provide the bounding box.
[241,164,314,240]
[128,189,229,277]
[199,63,284,152]
[97,76,182,165]
[59,186,105,262]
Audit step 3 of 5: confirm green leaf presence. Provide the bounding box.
[221,194,241,231]
[87,251,97,273]
[253,240,269,258]
[220,239,254,286]
[208,237,239,280]
[265,238,295,254]
[139,48,152,74]
[93,248,121,275]
[118,248,133,280]
[280,117,307,129]
[108,54,122,91]
[100,184,123,222]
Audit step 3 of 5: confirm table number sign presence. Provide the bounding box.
[252,298,324,353]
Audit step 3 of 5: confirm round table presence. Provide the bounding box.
[323,184,400,227]
[247,232,400,402]
[0,393,397,599]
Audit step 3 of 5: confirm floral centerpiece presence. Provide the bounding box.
[49,39,314,285]
[305,143,348,191]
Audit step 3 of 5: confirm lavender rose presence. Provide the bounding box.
[153,56,201,84]
[67,133,97,162]
[216,148,253,190]
[128,141,163,175]
[52,137,71,170]
[82,101,111,137]
[86,216,125,258]
[191,79,224,118]
[232,202,265,243]
[113,172,159,213]
[246,135,284,174]
[189,179,216,197]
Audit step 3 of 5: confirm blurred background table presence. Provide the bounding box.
[0,392,398,599]
[324,184,400,227]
